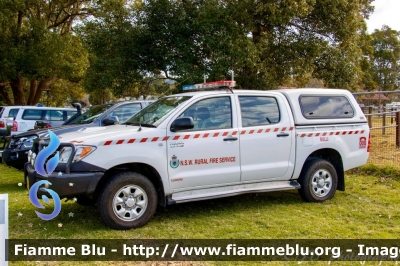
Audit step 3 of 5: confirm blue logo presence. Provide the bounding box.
[29,130,62,220]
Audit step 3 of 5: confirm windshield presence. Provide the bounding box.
[125,96,192,127]
[68,104,113,124]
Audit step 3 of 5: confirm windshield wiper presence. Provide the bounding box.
[124,122,156,128]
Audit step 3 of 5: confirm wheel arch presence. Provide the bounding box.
[304,148,344,191]
[93,163,166,207]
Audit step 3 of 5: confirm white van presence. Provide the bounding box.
[0,106,23,136]
[11,106,77,135]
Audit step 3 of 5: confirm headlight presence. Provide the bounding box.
[59,147,73,163]
[72,146,96,163]
[21,136,37,149]
[30,152,36,165]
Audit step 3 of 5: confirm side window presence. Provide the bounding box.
[22,109,43,120]
[239,96,280,127]
[299,96,354,119]
[45,110,64,121]
[107,103,142,123]
[8,109,19,118]
[179,97,232,130]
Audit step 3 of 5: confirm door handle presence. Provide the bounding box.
[277,133,289,137]
[223,137,238,141]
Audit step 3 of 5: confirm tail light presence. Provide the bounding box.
[367,132,371,153]
[0,121,4,128]
[46,124,51,128]
[12,120,18,131]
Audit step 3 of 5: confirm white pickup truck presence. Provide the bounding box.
[25,86,370,229]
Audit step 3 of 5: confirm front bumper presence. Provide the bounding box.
[2,149,29,169]
[24,163,104,199]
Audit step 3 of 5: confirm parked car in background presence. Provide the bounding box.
[0,106,22,136]
[1,100,154,169]
[10,106,78,135]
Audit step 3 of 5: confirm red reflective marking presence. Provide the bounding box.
[322,132,327,136]
[257,129,263,133]
[335,132,340,135]
[151,137,159,142]
[289,127,294,131]
[349,131,353,135]
[194,134,200,138]
[249,130,255,134]
[104,141,112,146]
[355,131,359,134]
[265,129,271,133]
[274,128,279,132]
[173,136,180,140]
[162,136,169,141]
[222,132,229,136]
[213,133,219,137]
[128,139,135,143]
[282,127,287,131]
[342,131,347,135]
[361,130,365,134]
[116,140,124,145]
[241,130,246,135]
[203,133,210,138]
[184,135,190,139]
[315,133,320,136]
[308,133,313,137]
[300,134,306,138]
[140,138,148,142]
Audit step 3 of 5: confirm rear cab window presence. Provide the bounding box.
[299,96,354,119]
[22,109,43,120]
[239,96,280,127]
[8,109,19,118]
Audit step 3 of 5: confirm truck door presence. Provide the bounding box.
[237,94,294,181]
[167,95,241,189]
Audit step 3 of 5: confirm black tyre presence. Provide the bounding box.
[298,158,338,202]
[76,195,96,206]
[97,171,157,230]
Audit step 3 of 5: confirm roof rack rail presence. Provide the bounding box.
[182,80,236,91]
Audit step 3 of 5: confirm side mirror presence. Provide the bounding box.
[72,102,82,115]
[103,116,119,126]
[171,117,194,132]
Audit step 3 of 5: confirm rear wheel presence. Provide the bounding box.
[298,158,338,202]
[97,171,157,229]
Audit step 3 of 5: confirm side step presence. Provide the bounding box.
[168,180,300,204]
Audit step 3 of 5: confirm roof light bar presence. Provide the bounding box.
[183,80,236,91]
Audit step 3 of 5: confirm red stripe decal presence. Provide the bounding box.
[116,140,124,145]
[257,129,263,133]
[241,130,246,135]
[128,139,135,143]
[173,136,180,140]
[249,130,255,134]
[104,141,112,146]
[265,129,271,133]
[355,131,359,134]
[348,131,353,135]
[361,130,365,134]
[213,133,219,137]
[194,134,200,139]
[289,127,294,131]
[300,134,306,138]
[151,137,159,142]
[140,138,148,142]
[274,128,279,132]
[330,132,334,135]
[335,132,340,135]
[232,131,238,135]
[316,133,320,136]
[162,136,169,141]
[282,127,287,131]
[223,132,229,136]
[342,131,347,135]
[184,135,190,139]
[322,132,327,136]
[203,133,209,138]
[308,133,313,137]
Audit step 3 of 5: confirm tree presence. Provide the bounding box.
[0,0,91,105]
[370,25,400,91]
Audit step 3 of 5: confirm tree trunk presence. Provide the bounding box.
[10,77,26,105]
[31,77,59,105]
[27,79,37,105]
[0,84,13,105]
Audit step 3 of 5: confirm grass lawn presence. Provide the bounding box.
[1,163,400,265]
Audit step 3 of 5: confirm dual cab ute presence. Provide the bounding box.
[25,84,370,229]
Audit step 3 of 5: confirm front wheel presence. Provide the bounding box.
[97,172,157,229]
[298,158,338,202]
